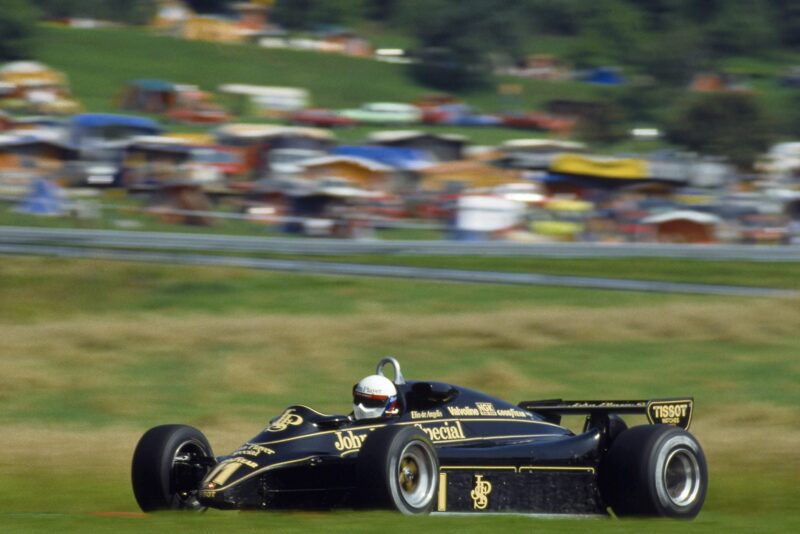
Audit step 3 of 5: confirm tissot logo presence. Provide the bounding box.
[647,400,692,428]
[470,475,492,510]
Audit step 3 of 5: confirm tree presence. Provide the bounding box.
[667,93,773,170]
[580,0,647,65]
[270,0,352,30]
[632,27,705,86]
[33,0,157,25]
[400,0,524,91]
[768,0,800,49]
[0,0,38,60]
[575,99,627,146]
[364,0,399,22]
[704,0,775,58]
[522,0,582,36]
[185,0,237,14]
[613,78,678,125]
[408,46,491,92]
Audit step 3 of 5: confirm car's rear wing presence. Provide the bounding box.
[518,398,693,430]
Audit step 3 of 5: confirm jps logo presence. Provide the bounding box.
[470,474,492,510]
[267,409,303,432]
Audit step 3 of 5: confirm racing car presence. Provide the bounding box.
[131,357,707,517]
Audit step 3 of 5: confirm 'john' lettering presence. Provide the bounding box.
[334,430,368,451]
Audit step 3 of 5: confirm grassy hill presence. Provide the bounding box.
[1,256,799,531]
[25,24,799,153]
[33,25,600,125]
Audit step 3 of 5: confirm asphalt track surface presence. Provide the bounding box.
[0,235,796,299]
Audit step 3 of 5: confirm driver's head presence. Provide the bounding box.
[352,374,398,420]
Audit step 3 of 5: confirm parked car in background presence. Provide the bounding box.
[501,112,576,135]
[119,80,229,125]
[339,102,422,126]
[289,108,357,128]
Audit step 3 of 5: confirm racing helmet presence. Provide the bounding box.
[352,374,398,420]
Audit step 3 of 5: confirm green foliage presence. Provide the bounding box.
[364,0,399,22]
[704,0,775,58]
[522,0,582,36]
[186,0,237,14]
[667,92,774,169]
[32,0,157,25]
[770,0,800,48]
[401,0,524,90]
[780,92,800,137]
[613,80,678,125]
[0,0,38,60]
[575,98,628,146]
[408,46,491,92]
[630,27,706,86]
[581,0,647,65]
[270,0,364,30]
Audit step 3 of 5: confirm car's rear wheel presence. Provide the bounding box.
[131,424,215,512]
[357,426,439,514]
[600,424,707,518]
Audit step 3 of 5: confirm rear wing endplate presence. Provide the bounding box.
[518,398,693,430]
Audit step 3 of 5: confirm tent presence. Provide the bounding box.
[333,145,432,171]
[119,79,178,113]
[550,154,648,180]
[641,210,721,243]
[454,194,526,240]
[586,67,624,85]
[16,179,66,216]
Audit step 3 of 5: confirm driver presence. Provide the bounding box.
[352,374,399,420]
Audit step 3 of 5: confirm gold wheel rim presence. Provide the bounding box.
[399,457,419,492]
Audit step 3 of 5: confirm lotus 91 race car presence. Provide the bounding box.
[131,357,707,518]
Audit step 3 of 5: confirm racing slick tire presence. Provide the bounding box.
[600,424,707,518]
[356,426,439,515]
[131,424,215,512]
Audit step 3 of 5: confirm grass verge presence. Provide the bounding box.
[0,257,797,531]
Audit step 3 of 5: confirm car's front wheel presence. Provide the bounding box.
[600,424,707,518]
[131,424,216,512]
[356,426,439,514]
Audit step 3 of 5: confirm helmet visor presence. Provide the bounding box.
[353,388,391,409]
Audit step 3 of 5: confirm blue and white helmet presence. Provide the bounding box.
[352,374,398,420]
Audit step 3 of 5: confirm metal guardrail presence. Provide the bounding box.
[0,242,795,298]
[0,226,798,297]
[2,226,800,261]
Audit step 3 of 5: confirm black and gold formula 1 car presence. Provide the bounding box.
[131,357,707,518]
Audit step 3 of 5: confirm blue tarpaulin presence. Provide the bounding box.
[68,113,162,149]
[333,145,431,170]
[17,179,66,216]
[69,113,162,131]
[130,79,177,92]
[586,67,624,85]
